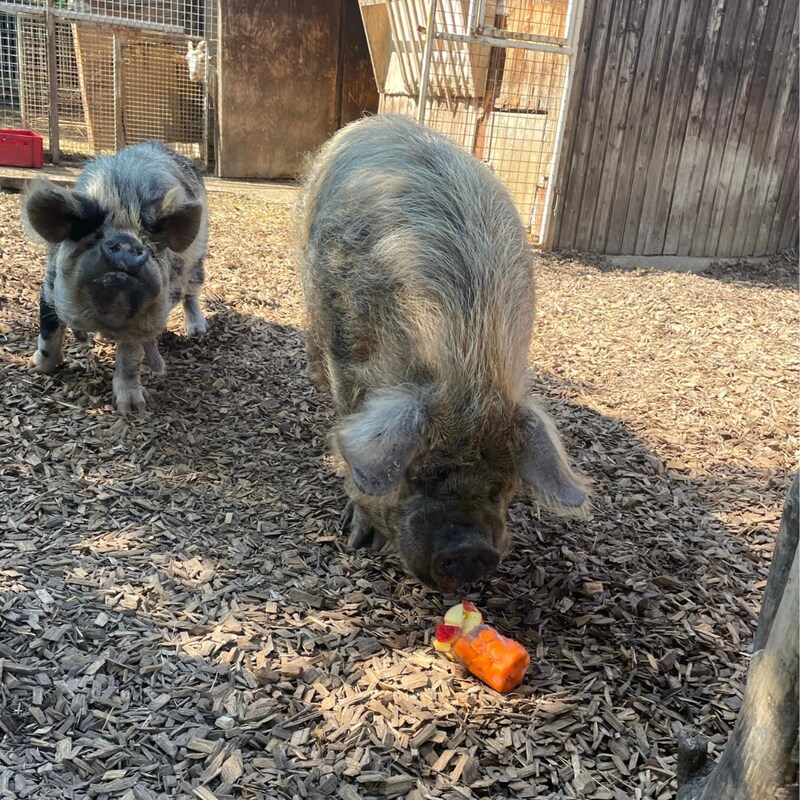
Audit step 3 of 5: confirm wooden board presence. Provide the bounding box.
[552,0,616,248]
[72,24,115,152]
[553,0,798,257]
[484,110,549,235]
[715,0,791,256]
[730,0,798,256]
[217,0,342,179]
[590,0,654,253]
[688,0,759,256]
[603,0,670,254]
[340,0,380,126]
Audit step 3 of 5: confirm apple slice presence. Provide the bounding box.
[435,624,461,642]
[461,600,483,634]
[434,623,461,652]
[443,603,466,627]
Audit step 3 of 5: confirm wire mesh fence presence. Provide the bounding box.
[365,0,579,242]
[0,0,215,168]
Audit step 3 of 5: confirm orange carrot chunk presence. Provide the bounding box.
[435,601,531,693]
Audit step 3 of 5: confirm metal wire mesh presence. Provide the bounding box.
[0,0,215,167]
[15,16,49,146]
[378,0,574,240]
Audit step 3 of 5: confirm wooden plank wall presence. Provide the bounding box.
[551,0,799,256]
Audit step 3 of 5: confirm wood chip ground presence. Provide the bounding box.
[0,189,797,800]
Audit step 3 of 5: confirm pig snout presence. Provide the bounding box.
[101,233,148,274]
[432,528,500,590]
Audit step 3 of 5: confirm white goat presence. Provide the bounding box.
[185,39,207,83]
[185,40,217,105]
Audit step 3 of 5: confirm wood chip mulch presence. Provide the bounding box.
[0,189,797,800]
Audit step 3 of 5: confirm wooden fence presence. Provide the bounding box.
[550,0,799,257]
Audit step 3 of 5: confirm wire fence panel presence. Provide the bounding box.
[0,0,215,168]
[361,0,578,241]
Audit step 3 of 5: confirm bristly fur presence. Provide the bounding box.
[296,115,589,588]
[22,141,209,412]
[297,115,534,412]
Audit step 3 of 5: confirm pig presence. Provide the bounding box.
[296,115,589,592]
[22,140,209,412]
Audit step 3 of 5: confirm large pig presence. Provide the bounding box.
[296,115,589,591]
[23,141,208,412]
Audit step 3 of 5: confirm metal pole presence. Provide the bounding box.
[201,0,214,172]
[16,18,27,128]
[45,0,60,163]
[540,0,585,248]
[417,0,437,125]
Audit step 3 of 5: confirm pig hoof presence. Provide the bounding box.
[28,350,62,374]
[143,344,166,374]
[114,387,148,413]
[341,501,385,550]
[185,316,209,338]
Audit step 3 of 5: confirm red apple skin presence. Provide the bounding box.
[436,624,462,643]
[462,600,478,613]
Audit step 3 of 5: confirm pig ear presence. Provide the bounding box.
[23,179,104,243]
[336,388,427,495]
[518,402,590,511]
[155,189,203,252]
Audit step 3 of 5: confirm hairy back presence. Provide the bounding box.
[299,115,535,416]
[297,116,587,591]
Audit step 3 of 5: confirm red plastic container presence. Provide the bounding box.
[0,129,44,168]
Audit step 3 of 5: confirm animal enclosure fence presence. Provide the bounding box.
[0,0,216,168]
[359,0,582,243]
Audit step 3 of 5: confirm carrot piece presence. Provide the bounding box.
[450,623,530,693]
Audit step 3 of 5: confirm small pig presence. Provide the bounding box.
[296,115,589,592]
[23,141,208,412]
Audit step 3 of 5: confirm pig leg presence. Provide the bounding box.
[183,258,208,337]
[29,289,65,373]
[341,500,387,551]
[143,339,166,374]
[305,333,329,391]
[112,341,147,413]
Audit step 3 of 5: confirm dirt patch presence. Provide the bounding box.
[0,189,797,799]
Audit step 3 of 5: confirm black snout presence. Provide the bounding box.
[101,233,148,273]
[432,544,500,590]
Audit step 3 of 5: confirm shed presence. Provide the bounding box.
[552,0,799,258]
[358,0,798,257]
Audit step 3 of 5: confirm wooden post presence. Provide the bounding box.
[676,473,799,800]
[45,0,60,163]
[113,34,125,151]
[472,11,508,162]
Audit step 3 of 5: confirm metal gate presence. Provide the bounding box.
[367,0,582,244]
[0,0,216,169]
